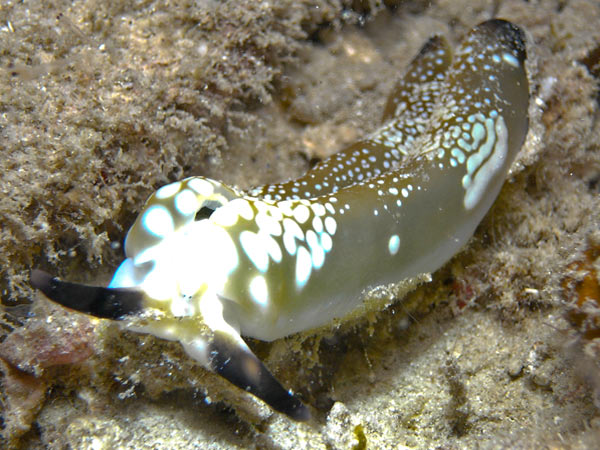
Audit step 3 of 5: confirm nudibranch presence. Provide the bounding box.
[32,19,529,421]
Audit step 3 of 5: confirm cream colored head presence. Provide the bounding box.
[108,177,242,312]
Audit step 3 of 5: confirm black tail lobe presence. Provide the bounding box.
[209,331,311,421]
[31,269,144,320]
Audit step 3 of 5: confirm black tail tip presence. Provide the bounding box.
[31,268,144,320]
[210,331,312,421]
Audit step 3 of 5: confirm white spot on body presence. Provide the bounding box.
[277,200,294,217]
[502,52,519,67]
[452,148,466,164]
[388,235,400,255]
[306,230,325,269]
[295,246,312,288]
[142,205,174,237]
[312,216,323,233]
[311,203,326,216]
[282,218,304,255]
[234,199,254,220]
[324,216,337,235]
[255,212,282,236]
[263,234,283,263]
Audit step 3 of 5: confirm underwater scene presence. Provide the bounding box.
[1,1,599,448]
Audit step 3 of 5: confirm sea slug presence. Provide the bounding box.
[32,19,529,421]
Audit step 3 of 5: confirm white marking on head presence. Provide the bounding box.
[200,223,239,276]
[277,200,294,217]
[249,275,269,307]
[178,236,217,297]
[132,246,156,265]
[142,205,175,237]
[175,189,199,216]
[135,220,239,302]
[256,212,282,236]
[188,178,214,196]
[255,201,284,221]
[155,182,181,199]
[232,198,254,220]
[211,204,239,226]
[239,231,269,273]
[140,262,175,300]
[293,204,310,224]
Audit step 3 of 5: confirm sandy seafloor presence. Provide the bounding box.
[1,0,600,448]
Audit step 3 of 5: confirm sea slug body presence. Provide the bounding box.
[32,19,529,421]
